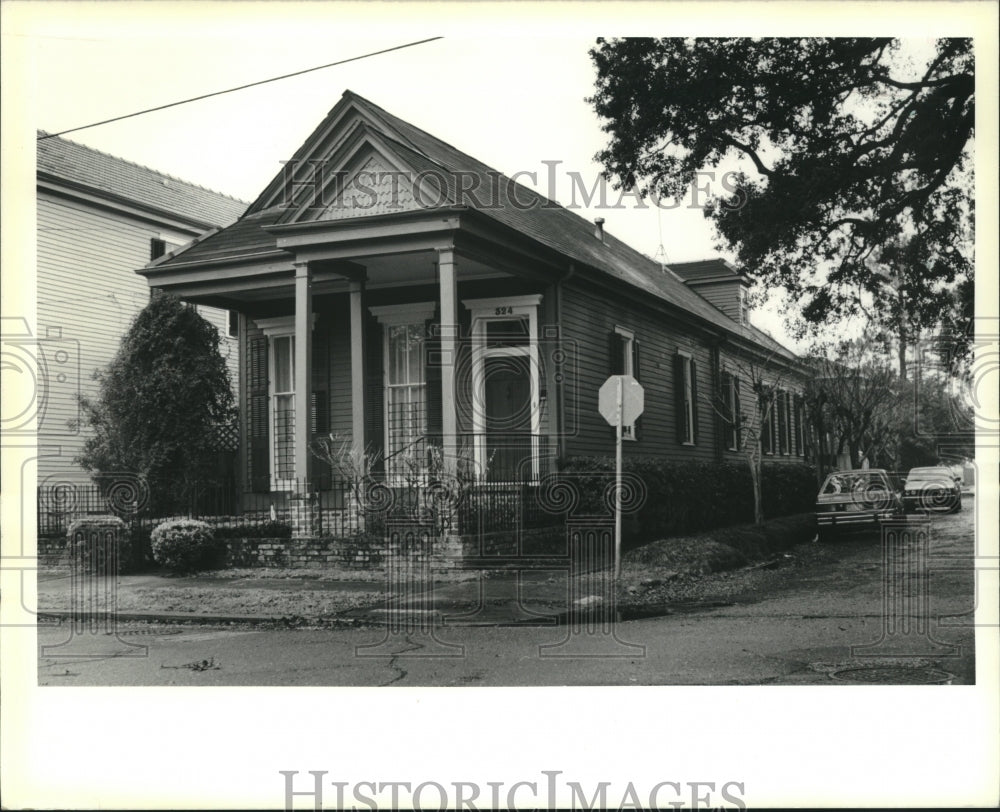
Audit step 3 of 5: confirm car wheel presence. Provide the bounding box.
[951,499,962,514]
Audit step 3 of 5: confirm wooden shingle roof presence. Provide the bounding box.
[37,132,248,229]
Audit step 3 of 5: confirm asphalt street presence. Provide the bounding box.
[36,507,980,686]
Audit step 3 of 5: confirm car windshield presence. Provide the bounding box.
[905,468,954,485]
[820,472,890,495]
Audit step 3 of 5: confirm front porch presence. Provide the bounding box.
[144,206,571,538]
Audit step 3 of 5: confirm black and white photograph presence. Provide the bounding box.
[2,1,998,808]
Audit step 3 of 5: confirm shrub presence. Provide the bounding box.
[67,515,133,574]
[211,520,292,540]
[559,457,815,544]
[150,518,221,573]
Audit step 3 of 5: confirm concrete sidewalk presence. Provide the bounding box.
[35,565,588,627]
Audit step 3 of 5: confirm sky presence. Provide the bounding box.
[8,4,807,344]
[5,3,996,356]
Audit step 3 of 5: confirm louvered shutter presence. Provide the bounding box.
[733,376,742,450]
[247,335,270,493]
[631,339,642,441]
[608,331,624,443]
[690,358,699,444]
[425,318,442,440]
[310,323,331,489]
[674,353,686,444]
[365,317,385,474]
[609,331,625,375]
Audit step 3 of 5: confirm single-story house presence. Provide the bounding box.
[139,90,809,537]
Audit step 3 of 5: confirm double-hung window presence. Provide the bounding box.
[386,323,427,475]
[370,303,435,482]
[256,315,309,490]
[675,352,697,445]
[611,327,638,440]
[722,371,740,451]
[271,335,295,481]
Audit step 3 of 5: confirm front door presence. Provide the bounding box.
[483,355,532,480]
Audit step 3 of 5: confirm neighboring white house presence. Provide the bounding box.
[36,132,247,488]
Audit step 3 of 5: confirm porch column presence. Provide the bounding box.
[293,261,313,486]
[349,278,366,462]
[438,248,459,470]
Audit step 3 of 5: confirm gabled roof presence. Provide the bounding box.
[148,91,797,361]
[37,132,247,229]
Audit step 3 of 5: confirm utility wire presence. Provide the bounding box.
[37,37,443,141]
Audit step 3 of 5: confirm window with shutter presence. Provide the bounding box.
[610,327,637,440]
[722,371,739,451]
[761,392,774,455]
[777,389,788,455]
[675,353,696,444]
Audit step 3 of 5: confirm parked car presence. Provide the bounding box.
[902,466,963,514]
[815,469,904,541]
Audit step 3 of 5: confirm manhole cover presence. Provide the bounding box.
[830,666,953,684]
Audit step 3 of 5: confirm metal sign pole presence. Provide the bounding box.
[615,375,623,580]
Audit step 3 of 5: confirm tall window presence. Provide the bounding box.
[795,395,806,457]
[271,335,295,481]
[777,389,788,455]
[385,323,427,473]
[675,353,697,445]
[611,327,637,440]
[722,371,740,451]
[784,391,794,455]
[370,302,435,481]
[761,392,774,455]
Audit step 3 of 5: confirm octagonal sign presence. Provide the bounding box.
[599,374,644,426]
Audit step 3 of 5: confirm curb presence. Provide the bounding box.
[37,610,318,625]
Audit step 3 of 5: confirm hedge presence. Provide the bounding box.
[66,515,134,574]
[559,457,815,546]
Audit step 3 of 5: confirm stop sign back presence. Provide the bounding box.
[599,374,644,426]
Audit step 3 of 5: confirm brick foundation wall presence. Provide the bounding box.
[38,536,69,565]
[37,523,569,572]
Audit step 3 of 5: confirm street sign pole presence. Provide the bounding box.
[615,375,623,580]
[598,373,643,583]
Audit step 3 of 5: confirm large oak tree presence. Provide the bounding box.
[589,38,974,369]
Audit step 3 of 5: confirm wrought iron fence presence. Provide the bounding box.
[38,433,563,541]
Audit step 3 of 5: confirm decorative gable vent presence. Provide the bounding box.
[320,152,421,221]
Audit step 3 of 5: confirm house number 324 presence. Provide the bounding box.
[494,306,514,315]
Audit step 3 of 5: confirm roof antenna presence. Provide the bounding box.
[653,205,669,271]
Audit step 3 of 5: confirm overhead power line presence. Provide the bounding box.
[37,36,443,141]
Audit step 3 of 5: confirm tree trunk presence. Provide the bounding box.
[898,320,908,381]
[750,461,764,525]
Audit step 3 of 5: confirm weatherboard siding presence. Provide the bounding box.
[689,280,741,323]
[559,279,716,462]
[36,192,237,486]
